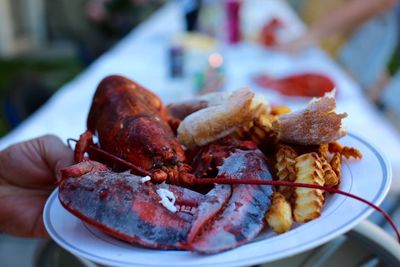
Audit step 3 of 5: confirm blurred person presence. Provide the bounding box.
[0,135,73,238]
[278,0,398,92]
[369,2,400,105]
[279,0,397,56]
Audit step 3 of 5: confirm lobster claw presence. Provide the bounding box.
[59,161,203,250]
[187,150,274,254]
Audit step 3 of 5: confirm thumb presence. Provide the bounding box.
[37,135,75,182]
[0,135,74,187]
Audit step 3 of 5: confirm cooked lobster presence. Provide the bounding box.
[59,75,400,255]
[59,75,275,254]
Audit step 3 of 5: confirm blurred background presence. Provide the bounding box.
[0,0,165,136]
[1,0,400,266]
[1,0,399,137]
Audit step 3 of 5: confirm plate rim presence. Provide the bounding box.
[44,133,392,267]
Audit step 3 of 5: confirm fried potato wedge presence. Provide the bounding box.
[293,153,325,223]
[265,192,293,234]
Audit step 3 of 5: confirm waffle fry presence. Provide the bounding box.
[174,89,364,237]
[292,144,329,160]
[234,104,278,146]
[265,192,293,234]
[320,156,339,187]
[275,144,297,199]
[316,144,329,159]
[330,152,342,180]
[328,142,362,159]
[293,153,325,223]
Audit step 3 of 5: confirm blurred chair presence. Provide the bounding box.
[286,0,399,92]
[261,220,400,267]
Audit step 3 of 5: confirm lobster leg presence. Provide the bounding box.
[59,161,203,250]
[187,150,274,254]
[73,131,94,163]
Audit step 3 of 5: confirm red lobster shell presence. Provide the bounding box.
[59,75,274,254]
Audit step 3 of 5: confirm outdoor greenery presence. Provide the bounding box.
[0,56,83,136]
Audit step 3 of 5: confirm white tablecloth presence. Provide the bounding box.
[1,0,400,192]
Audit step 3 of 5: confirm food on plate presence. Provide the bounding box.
[329,141,363,159]
[193,90,345,148]
[320,156,340,188]
[275,144,297,199]
[177,88,265,148]
[293,153,325,223]
[265,192,293,233]
[254,73,336,97]
[274,90,347,145]
[316,143,329,159]
[186,149,273,254]
[232,101,277,148]
[330,152,342,179]
[270,105,292,116]
[59,75,399,255]
[60,160,200,249]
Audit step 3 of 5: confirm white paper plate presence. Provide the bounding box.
[44,133,391,267]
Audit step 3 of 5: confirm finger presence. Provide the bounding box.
[0,135,74,188]
[37,135,75,181]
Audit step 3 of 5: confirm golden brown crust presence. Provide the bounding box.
[177,88,264,148]
[275,93,347,145]
[265,192,293,234]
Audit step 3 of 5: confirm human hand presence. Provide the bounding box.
[271,32,317,54]
[0,135,73,238]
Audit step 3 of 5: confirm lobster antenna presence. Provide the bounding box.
[87,145,151,176]
[194,177,400,242]
[68,139,151,176]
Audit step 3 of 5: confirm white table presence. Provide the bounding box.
[1,0,400,193]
